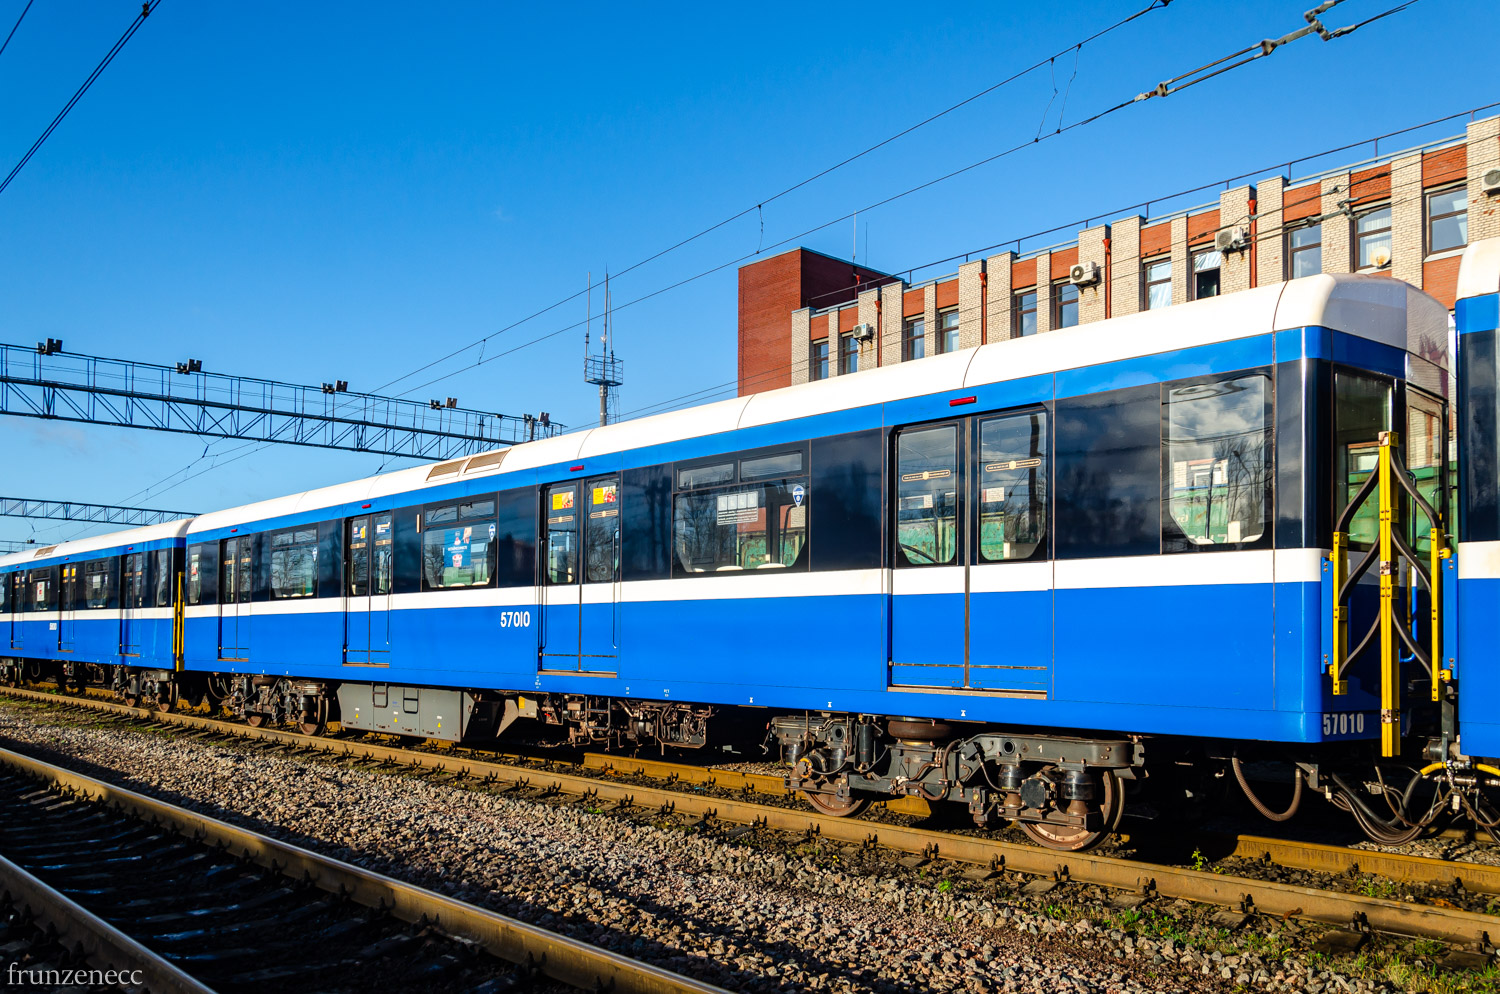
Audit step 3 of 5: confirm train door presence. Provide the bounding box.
[344,513,393,665]
[121,553,145,656]
[7,573,21,650]
[58,564,78,651]
[539,482,582,669]
[890,410,1051,693]
[578,476,620,671]
[218,537,252,660]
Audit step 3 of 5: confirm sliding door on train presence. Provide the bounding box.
[6,574,21,651]
[218,537,252,660]
[121,553,145,656]
[890,409,1051,696]
[344,514,392,665]
[539,477,620,673]
[58,564,78,652]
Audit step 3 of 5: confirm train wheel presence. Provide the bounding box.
[155,684,178,714]
[1020,769,1123,852]
[298,698,329,737]
[245,713,267,728]
[801,789,872,818]
[122,694,140,709]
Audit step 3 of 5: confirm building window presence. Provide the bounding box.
[1013,291,1038,337]
[1053,282,1079,329]
[1191,249,1221,300]
[1355,205,1392,269]
[902,316,925,361]
[810,339,829,381]
[839,332,858,375]
[936,307,959,353]
[1289,222,1322,278]
[1427,187,1468,254]
[1144,258,1172,310]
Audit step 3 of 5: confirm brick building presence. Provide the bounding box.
[738,114,1500,393]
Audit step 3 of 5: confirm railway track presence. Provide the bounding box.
[0,737,726,994]
[2,683,1498,950]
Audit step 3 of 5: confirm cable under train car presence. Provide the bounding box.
[6,239,1500,852]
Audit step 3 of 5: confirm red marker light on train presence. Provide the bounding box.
[361,503,371,509]
[570,465,584,472]
[949,396,977,407]
[229,529,237,534]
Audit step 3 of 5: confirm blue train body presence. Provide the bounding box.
[7,242,1500,848]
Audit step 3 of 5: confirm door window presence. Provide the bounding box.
[545,485,579,585]
[895,426,959,567]
[1334,371,1392,549]
[124,553,146,609]
[1405,391,1447,555]
[373,514,394,595]
[978,412,1048,561]
[348,517,370,596]
[219,539,251,605]
[583,478,620,583]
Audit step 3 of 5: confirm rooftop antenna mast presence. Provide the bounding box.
[584,271,623,426]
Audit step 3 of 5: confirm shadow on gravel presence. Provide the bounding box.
[0,734,944,993]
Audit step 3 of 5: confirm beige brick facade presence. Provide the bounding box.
[748,115,1500,391]
[957,260,985,349]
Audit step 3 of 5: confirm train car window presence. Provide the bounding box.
[218,539,252,605]
[741,451,804,481]
[348,517,371,596]
[583,477,620,583]
[810,430,884,572]
[1055,384,1161,559]
[152,549,174,607]
[678,463,733,490]
[490,488,536,587]
[186,543,217,606]
[31,566,57,611]
[84,558,116,609]
[544,484,579,584]
[392,508,421,594]
[122,553,146,609]
[1162,373,1272,552]
[421,500,497,589]
[978,412,1048,561]
[895,426,959,567]
[0,574,7,614]
[672,479,808,575]
[316,521,342,598]
[269,527,319,599]
[1405,391,1447,556]
[1333,371,1392,550]
[621,465,672,581]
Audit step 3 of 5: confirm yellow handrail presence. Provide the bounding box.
[1378,431,1397,758]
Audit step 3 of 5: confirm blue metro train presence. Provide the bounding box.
[6,238,1500,851]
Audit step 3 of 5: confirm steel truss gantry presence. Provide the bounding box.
[0,342,561,460]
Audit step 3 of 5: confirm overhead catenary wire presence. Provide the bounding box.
[0,0,34,61]
[0,1,160,197]
[393,0,1420,405]
[368,0,1178,396]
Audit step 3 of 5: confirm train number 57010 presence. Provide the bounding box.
[1322,711,1366,736]
[499,611,532,628]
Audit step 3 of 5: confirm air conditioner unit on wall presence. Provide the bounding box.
[1215,226,1249,253]
[1069,262,1101,286]
[1483,168,1500,196]
[851,323,875,341]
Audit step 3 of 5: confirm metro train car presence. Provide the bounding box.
[6,238,1500,852]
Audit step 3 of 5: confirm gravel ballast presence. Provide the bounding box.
[0,700,1489,994]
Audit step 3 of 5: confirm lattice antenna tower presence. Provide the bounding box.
[583,271,624,426]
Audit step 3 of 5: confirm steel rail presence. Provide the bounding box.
[0,852,217,994]
[0,740,727,994]
[2,685,1496,945]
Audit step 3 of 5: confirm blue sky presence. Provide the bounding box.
[0,0,1491,547]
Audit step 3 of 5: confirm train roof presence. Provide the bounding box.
[1458,237,1500,302]
[17,272,1445,544]
[0,518,192,571]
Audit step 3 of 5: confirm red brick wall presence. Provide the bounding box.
[1140,222,1171,258]
[1423,146,1466,187]
[1424,255,1462,309]
[934,280,959,309]
[1050,247,1078,281]
[1187,209,1220,245]
[1011,257,1037,289]
[903,289,925,316]
[1285,183,1320,222]
[1350,165,1390,205]
[738,249,886,395]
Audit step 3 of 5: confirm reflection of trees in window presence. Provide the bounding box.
[896,426,957,566]
[672,482,807,574]
[423,501,497,589]
[979,413,1047,561]
[270,528,318,598]
[1164,375,1269,548]
[85,559,113,609]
